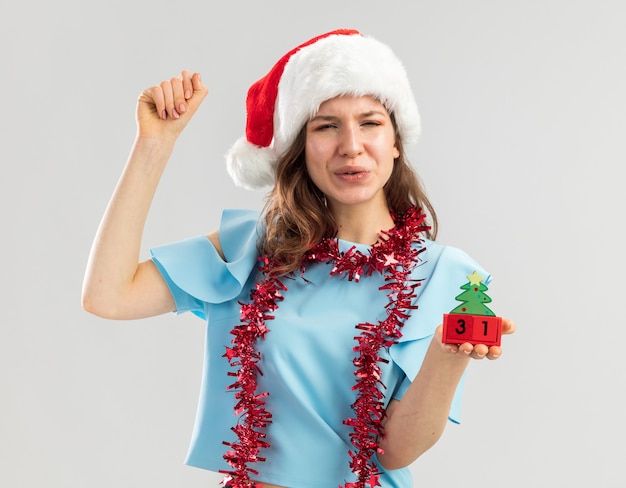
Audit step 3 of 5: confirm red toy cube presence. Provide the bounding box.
[442,313,502,346]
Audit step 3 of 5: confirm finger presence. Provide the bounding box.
[486,345,502,360]
[502,318,516,335]
[457,342,489,360]
[191,71,204,93]
[471,343,489,359]
[171,75,187,115]
[434,324,443,340]
[180,69,194,100]
[178,73,208,116]
[190,72,209,106]
[443,342,460,354]
[142,85,166,120]
[160,79,179,119]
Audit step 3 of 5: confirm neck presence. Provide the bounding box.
[330,202,395,244]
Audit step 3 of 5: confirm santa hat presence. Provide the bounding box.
[226,29,421,189]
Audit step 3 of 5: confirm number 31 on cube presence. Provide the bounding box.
[442,313,502,346]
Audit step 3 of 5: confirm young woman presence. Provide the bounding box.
[82,29,515,488]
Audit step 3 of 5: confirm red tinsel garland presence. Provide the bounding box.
[221,207,428,488]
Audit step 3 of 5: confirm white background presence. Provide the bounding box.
[2,1,624,486]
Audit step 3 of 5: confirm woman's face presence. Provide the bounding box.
[304,95,399,212]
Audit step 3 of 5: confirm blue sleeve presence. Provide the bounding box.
[149,209,261,320]
[389,241,492,423]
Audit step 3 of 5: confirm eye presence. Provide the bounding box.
[314,123,337,131]
[361,120,382,127]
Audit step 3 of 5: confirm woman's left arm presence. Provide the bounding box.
[377,318,516,470]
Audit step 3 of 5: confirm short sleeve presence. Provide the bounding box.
[389,241,491,423]
[149,209,261,320]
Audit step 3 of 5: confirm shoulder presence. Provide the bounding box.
[211,208,263,262]
[418,238,488,282]
[149,209,264,308]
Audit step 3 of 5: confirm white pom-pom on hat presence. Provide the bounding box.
[226,29,420,190]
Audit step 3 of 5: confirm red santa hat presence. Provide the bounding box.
[226,29,421,189]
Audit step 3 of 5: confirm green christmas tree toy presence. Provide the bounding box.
[442,271,502,346]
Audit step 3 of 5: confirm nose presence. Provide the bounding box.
[339,125,364,158]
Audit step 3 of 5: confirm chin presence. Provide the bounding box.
[328,192,384,208]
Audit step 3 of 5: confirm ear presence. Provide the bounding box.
[393,144,400,159]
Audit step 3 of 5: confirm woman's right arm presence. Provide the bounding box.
[81,71,209,320]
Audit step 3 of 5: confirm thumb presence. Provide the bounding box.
[183,72,209,116]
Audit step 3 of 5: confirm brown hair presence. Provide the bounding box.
[260,114,438,277]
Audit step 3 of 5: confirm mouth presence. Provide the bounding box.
[336,166,368,175]
[334,168,369,182]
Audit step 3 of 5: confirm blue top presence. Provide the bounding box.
[150,209,491,488]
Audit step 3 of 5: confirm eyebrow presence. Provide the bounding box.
[308,110,387,123]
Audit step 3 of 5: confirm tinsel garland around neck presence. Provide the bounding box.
[220,206,429,488]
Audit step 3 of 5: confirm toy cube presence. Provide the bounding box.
[471,315,502,345]
[442,313,502,346]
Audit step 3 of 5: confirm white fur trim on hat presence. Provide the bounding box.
[226,136,277,189]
